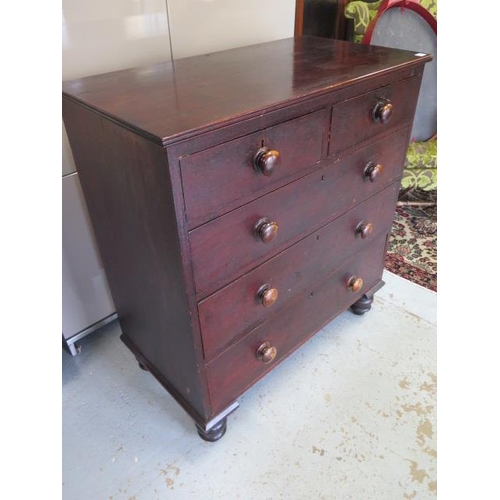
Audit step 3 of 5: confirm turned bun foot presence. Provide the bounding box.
[196,418,227,442]
[350,294,374,315]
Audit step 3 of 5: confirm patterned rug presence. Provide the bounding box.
[385,191,437,292]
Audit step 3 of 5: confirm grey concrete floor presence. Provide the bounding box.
[62,271,436,500]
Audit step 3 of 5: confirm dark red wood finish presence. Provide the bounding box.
[329,76,421,155]
[61,98,210,421]
[180,109,326,228]
[206,234,388,414]
[189,127,410,298]
[62,37,430,146]
[62,36,430,437]
[198,182,400,360]
[166,63,420,166]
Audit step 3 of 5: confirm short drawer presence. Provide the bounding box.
[206,234,387,414]
[198,182,399,360]
[329,76,421,156]
[189,127,409,298]
[180,109,326,228]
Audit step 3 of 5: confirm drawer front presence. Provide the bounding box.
[189,127,409,298]
[181,109,326,228]
[206,234,388,413]
[329,76,421,156]
[198,182,399,360]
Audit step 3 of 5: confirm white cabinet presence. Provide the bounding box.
[62,174,116,354]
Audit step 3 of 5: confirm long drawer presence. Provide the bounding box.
[180,109,326,228]
[329,76,420,156]
[198,182,399,360]
[206,234,388,414]
[189,127,409,298]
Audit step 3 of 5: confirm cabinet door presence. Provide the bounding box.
[62,174,115,339]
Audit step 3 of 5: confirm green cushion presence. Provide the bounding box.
[419,0,437,19]
[401,138,437,191]
[344,1,382,43]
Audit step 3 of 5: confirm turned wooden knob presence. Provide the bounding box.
[372,99,393,124]
[347,275,364,292]
[363,162,383,182]
[356,221,373,239]
[255,218,279,243]
[254,147,281,176]
[256,341,277,363]
[257,284,279,307]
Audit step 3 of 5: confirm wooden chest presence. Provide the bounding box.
[62,36,431,441]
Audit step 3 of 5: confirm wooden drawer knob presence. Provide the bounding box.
[254,147,281,176]
[372,99,393,124]
[256,341,277,363]
[355,221,373,239]
[363,162,383,182]
[255,217,279,243]
[347,275,363,293]
[257,284,279,307]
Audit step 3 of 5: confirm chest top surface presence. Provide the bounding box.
[62,36,430,145]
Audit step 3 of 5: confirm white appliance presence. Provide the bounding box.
[62,0,173,354]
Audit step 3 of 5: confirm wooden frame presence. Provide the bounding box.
[362,0,437,44]
[295,0,305,35]
[295,0,351,39]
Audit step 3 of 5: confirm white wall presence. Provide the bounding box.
[62,0,172,81]
[168,0,295,59]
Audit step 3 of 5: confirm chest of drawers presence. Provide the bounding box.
[62,36,430,441]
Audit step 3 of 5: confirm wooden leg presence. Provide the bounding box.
[350,294,373,315]
[194,401,239,442]
[196,417,227,442]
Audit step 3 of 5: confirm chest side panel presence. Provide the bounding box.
[62,97,210,420]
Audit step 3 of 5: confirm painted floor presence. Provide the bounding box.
[62,270,437,500]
